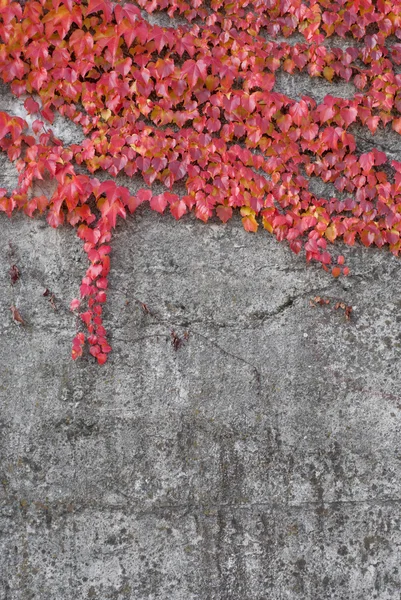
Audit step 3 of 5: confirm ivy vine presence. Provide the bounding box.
[1,0,401,363]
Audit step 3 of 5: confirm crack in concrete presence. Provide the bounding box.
[127,287,332,332]
[189,329,262,395]
[112,328,262,393]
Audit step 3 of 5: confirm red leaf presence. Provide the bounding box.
[301,123,318,141]
[10,305,25,325]
[216,205,233,223]
[276,114,292,133]
[169,161,187,181]
[126,192,149,213]
[47,209,64,228]
[393,118,401,134]
[24,97,40,115]
[89,344,101,357]
[9,264,20,284]
[318,102,335,124]
[97,352,108,365]
[80,311,92,326]
[96,278,108,289]
[32,119,44,134]
[150,193,168,213]
[72,333,85,360]
[340,107,357,127]
[97,196,126,228]
[98,245,111,257]
[86,0,112,20]
[321,127,340,149]
[170,199,187,220]
[28,68,48,91]
[366,116,380,134]
[41,106,54,123]
[359,152,374,173]
[70,298,80,310]
[373,149,387,165]
[181,59,208,87]
[289,100,308,126]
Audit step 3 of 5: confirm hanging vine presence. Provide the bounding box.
[1,0,401,363]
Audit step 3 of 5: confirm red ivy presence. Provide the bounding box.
[1,0,401,362]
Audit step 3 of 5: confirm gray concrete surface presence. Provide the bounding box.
[1,33,401,600]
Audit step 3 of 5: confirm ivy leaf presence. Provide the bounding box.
[240,207,258,232]
[24,97,40,114]
[340,107,357,127]
[114,3,140,24]
[181,59,208,87]
[360,152,375,173]
[289,100,308,126]
[126,188,152,213]
[150,193,168,213]
[216,205,233,223]
[321,127,340,149]
[47,209,64,228]
[97,196,126,228]
[10,305,25,325]
[169,161,187,181]
[392,118,401,134]
[86,0,112,20]
[70,298,81,310]
[2,0,401,365]
[9,264,20,284]
[170,199,187,220]
[97,352,108,365]
[276,114,292,133]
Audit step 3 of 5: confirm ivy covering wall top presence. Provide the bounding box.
[0,0,400,362]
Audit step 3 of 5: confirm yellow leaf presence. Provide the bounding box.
[241,206,258,232]
[325,224,337,242]
[323,66,334,82]
[262,218,273,233]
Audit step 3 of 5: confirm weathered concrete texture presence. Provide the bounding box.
[1,207,401,600]
[2,30,401,599]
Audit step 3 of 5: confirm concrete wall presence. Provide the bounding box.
[1,31,401,600]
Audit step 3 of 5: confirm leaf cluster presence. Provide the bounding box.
[0,0,401,362]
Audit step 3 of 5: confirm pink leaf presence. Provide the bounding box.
[150,193,168,213]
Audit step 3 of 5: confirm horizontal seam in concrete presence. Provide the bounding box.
[3,497,401,518]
